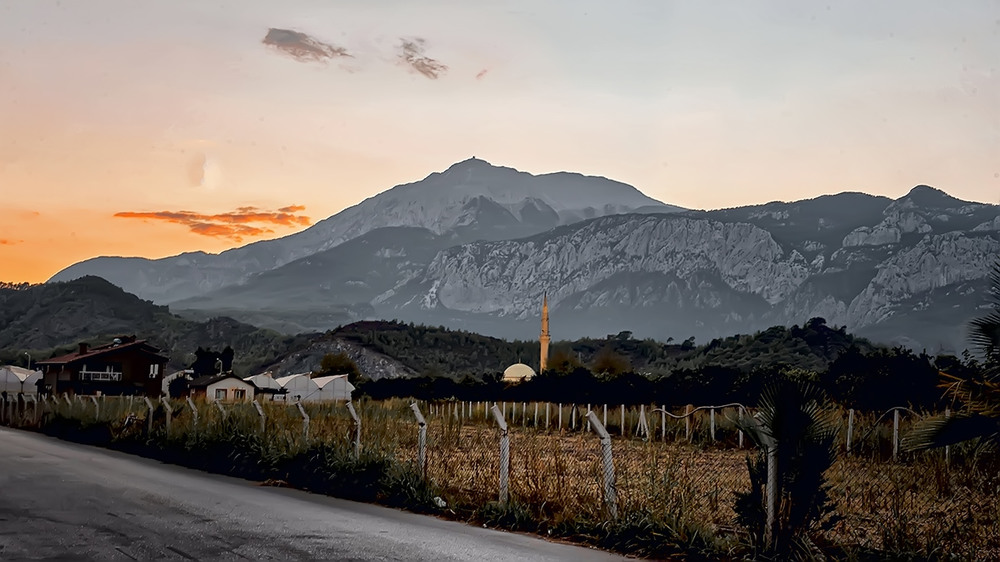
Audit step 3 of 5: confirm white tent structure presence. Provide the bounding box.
[244,373,283,392]
[312,375,355,401]
[0,366,42,396]
[273,373,319,402]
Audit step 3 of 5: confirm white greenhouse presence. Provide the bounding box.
[273,373,319,402]
[312,374,355,401]
[0,366,42,396]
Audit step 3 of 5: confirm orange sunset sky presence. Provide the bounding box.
[1,0,998,284]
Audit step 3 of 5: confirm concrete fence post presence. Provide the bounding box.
[490,404,510,504]
[586,410,618,520]
[295,401,310,441]
[63,393,72,408]
[347,401,361,459]
[660,405,666,442]
[143,397,155,435]
[586,403,592,432]
[892,408,900,462]
[846,408,854,455]
[252,400,265,433]
[710,407,716,442]
[738,406,745,448]
[636,404,650,441]
[534,402,539,428]
[765,443,779,550]
[90,396,100,421]
[186,397,198,430]
[602,403,607,428]
[28,395,38,423]
[558,403,563,430]
[685,404,692,442]
[944,408,951,465]
[159,396,173,434]
[620,404,625,437]
[410,402,427,477]
[522,402,527,427]
[545,402,550,429]
[571,404,577,430]
[214,401,227,421]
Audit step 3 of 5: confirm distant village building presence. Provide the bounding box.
[503,294,549,383]
[36,336,168,396]
[243,372,286,400]
[270,373,355,402]
[188,373,255,403]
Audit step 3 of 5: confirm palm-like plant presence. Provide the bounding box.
[735,379,840,556]
[905,261,1000,451]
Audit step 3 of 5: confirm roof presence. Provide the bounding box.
[38,339,168,365]
[313,374,355,391]
[189,373,255,389]
[502,363,536,381]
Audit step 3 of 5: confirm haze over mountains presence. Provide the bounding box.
[50,159,1000,352]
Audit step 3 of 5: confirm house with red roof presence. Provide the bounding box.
[36,336,169,397]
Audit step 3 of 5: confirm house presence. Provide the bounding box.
[188,373,255,403]
[36,336,169,396]
[0,366,42,397]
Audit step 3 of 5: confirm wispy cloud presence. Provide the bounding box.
[475,68,489,80]
[263,28,352,63]
[114,205,312,242]
[397,38,448,79]
[0,239,23,245]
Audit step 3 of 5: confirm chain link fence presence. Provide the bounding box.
[5,394,997,558]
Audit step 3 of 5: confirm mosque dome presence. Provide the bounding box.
[502,363,536,383]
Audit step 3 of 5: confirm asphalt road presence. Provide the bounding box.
[0,429,625,561]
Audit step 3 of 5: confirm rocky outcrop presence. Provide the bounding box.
[412,214,813,317]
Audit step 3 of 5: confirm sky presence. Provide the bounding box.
[1,0,998,283]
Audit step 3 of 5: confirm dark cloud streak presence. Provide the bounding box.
[263,28,352,63]
[114,206,312,242]
[398,38,448,79]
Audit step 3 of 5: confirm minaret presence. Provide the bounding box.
[540,293,550,373]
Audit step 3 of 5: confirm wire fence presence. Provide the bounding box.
[3,393,997,559]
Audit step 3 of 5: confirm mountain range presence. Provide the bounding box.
[50,158,1000,352]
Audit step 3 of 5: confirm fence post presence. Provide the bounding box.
[214,400,227,421]
[571,404,577,430]
[252,400,265,433]
[558,403,563,430]
[620,404,625,437]
[90,396,100,420]
[603,404,607,428]
[636,404,650,440]
[534,402,539,428]
[295,401,310,441]
[685,404,693,441]
[765,442,778,549]
[410,402,427,477]
[490,404,509,504]
[143,397,154,435]
[347,401,361,459]
[944,408,951,466]
[586,404,592,432]
[159,396,173,434]
[738,406,744,448]
[892,408,900,462]
[186,397,199,430]
[63,393,72,408]
[710,407,716,442]
[28,395,38,423]
[846,408,854,455]
[545,402,550,429]
[586,410,618,520]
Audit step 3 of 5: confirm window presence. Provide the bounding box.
[215,389,227,400]
[233,389,246,400]
[148,364,160,379]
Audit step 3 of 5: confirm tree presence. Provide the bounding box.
[906,261,1000,451]
[735,380,840,556]
[318,352,363,384]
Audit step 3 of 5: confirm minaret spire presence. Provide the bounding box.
[540,292,550,373]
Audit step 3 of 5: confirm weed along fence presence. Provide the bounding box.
[3,394,997,559]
